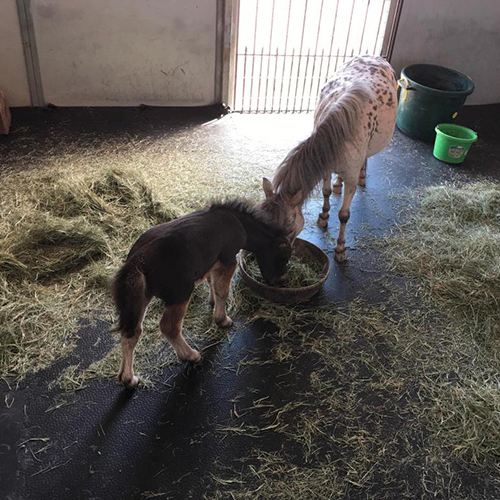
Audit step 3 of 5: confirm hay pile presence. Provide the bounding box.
[384,181,500,360]
[381,180,500,475]
[0,167,175,376]
[0,156,264,379]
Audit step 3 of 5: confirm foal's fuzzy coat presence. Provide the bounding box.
[113,200,291,388]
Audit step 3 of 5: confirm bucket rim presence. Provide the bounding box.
[401,63,475,97]
[435,123,477,142]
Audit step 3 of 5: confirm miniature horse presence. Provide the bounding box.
[257,56,397,262]
[113,199,291,389]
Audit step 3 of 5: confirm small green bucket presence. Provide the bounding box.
[433,123,477,164]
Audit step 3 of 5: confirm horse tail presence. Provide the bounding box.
[111,263,147,338]
[273,81,373,198]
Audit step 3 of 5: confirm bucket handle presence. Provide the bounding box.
[397,78,413,101]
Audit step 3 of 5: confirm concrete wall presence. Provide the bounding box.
[0,1,31,106]
[390,0,500,105]
[30,0,218,106]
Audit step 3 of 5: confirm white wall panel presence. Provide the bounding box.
[31,0,217,106]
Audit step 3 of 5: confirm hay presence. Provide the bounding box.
[206,451,342,499]
[244,253,324,288]
[0,155,264,379]
[0,214,109,281]
[0,122,275,378]
[3,125,500,496]
[383,181,500,361]
[429,377,500,467]
[205,297,500,498]
[202,182,500,497]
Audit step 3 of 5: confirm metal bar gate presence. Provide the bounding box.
[234,0,395,113]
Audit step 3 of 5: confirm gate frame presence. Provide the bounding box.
[217,0,240,109]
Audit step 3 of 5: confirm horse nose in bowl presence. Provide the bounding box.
[275,273,289,286]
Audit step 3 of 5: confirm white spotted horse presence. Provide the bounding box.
[258,56,397,262]
[113,199,291,389]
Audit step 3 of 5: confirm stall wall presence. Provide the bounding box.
[390,0,500,105]
[2,0,499,107]
[0,1,31,106]
[30,0,218,106]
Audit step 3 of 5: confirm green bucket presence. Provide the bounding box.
[397,64,475,141]
[433,124,477,164]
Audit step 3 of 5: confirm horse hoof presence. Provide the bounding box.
[120,375,139,390]
[358,180,366,188]
[217,316,233,328]
[317,217,328,229]
[332,185,342,195]
[334,251,347,263]
[181,349,202,363]
[190,352,203,365]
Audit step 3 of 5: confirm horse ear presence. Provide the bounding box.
[262,178,274,199]
[290,190,303,207]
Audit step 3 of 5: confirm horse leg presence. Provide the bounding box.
[317,174,332,229]
[207,274,215,307]
[117,297,151,389]
[210,261,237,328]
[358,159,367,187]
[332,176,343,195]
[334,179,357,263]
[160,296,201,363]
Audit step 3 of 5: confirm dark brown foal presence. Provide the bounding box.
[113,200,291,389]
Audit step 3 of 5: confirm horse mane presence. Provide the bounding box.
[272,81,374,198]
[209,198,285,236]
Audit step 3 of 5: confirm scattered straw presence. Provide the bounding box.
[2,125,500,497]
[0,125,270,379]
[383,181,500,363]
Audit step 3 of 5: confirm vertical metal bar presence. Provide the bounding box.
[384,0,404,60]
[323,0,340,85]
[256,47,265,113]
[241,46,248,112]
[248,0,260,112]
[358,0,371,54]
[270,47,280,113]
[299,48,311,112]
[16,0,45,106]
[285,47,296,113]
[306,0,325,111]
[373,0,387,54]
[214,0,225,104]
[277,0,293,113]
[343,0,357,65]
[334,47,341,73]
[292,0,309,113]
[306,52,317,112]
[263,0,276,112]
[313,48,325,110]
